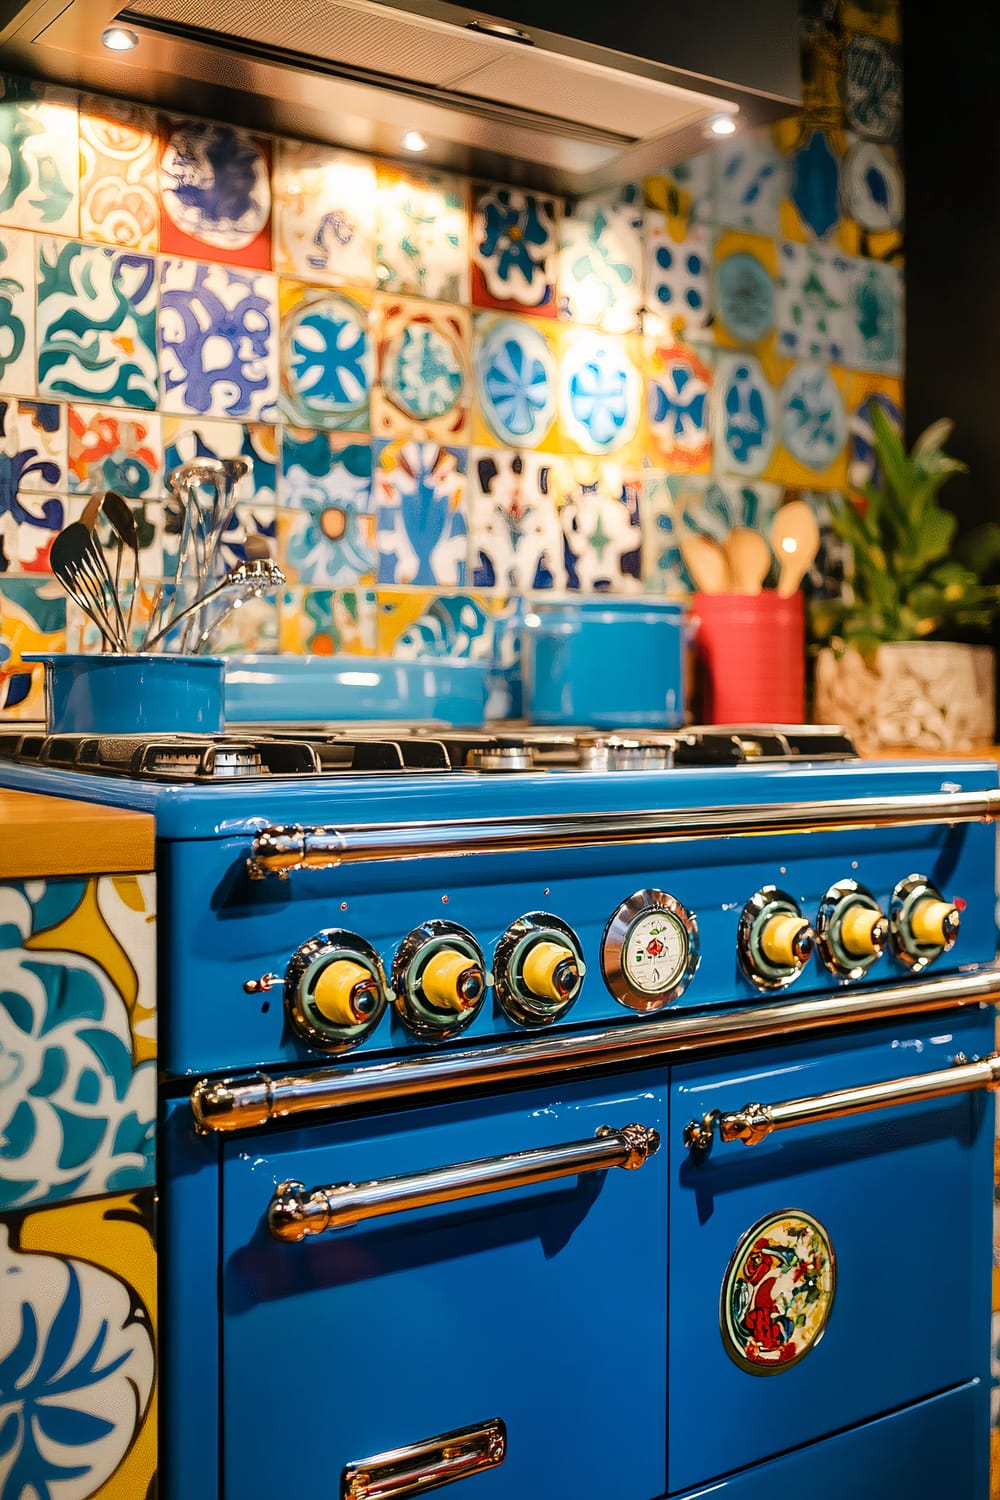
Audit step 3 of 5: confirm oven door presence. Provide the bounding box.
[666,1008,995,1495]
[220,1069,668,1500]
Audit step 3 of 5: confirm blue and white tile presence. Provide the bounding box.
[560,463,643,593]
[0,397,65,496]
[37,240,158,409]
[713,245,775,344]
[158,259,279,420]
[0,77,79,235]
[844,32,902,142]
[0,227,34,396]
[775,241,848,361]
[279,285,372,431]
[469,448,570,592]
[473,314,558,450]
[841,138,904,232]
[643,219,713,339]
[274,139,377,287]
[559,332,642,456]
[159,117,271,266]
[375,438,468,587]
[779,360,848,472]
[712,131,785,234]
[375,165,469,303]
[843,258,903,373]
[472,184,558,315]
[788,130,842,241]
[558,190,643,333]
[279,430,375,585]
[163,417,278,506]
[642,473,783,592]
[711,352,778,478]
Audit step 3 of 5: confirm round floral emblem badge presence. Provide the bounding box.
[720,1210,835,1373]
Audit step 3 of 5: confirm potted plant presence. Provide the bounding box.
[811,406,1000,750]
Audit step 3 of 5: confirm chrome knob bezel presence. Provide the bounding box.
[392,919,491,1040]
[815,878,888,981]
[284,929,388,1052]
[601,889,700,1012]
[889,873,959,972]
[737,886,815,991]
[494,911,586,1027]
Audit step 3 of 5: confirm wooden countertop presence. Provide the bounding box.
[0,790,155,879]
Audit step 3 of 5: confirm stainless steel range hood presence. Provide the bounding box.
[0,0,801,193]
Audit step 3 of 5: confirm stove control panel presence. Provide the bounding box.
[815,879,889,979]
[601,890,701,1011]
[392,920,489,1039]
[738,887,816,990]
[890,874,960,972]
[494,912,585,1026]
[284,930,389,1051]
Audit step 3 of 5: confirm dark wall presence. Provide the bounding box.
[903,3,1000,536]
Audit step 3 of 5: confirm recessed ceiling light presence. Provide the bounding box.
[401,130,428,153]
[709,114,738,136]
[102,24,139,49]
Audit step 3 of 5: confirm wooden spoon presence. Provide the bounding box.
[723,527,771,594]
[770,501,821,597]
[678,530,729,594]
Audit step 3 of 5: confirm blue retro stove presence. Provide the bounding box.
[1,722,998,1500]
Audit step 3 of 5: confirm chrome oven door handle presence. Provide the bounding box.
[342,1418,506,1499]
[684,1052,1000,1153]
[267,1122,660,1241]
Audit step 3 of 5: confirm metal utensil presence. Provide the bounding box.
[101,490,142,641]
[771,500,821,597]
[191,556,286,655]
[723,527,771,594]
[143,552,285,652]
[50,522,128,653]
[678,531,730,594]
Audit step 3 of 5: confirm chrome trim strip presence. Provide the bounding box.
[190,966,1000,1134]
[268,1122,659,1240]
[684,1052,1000,1151]
[246,789,1000,878]
[342,1418,506,1500]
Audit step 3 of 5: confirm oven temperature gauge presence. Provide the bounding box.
[602,890,700,1012]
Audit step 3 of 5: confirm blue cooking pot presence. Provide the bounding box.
[522,598,687,729]
[22,653,225,735]
[224,654,489,726]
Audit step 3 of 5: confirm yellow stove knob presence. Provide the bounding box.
[522,940,580,1003]
[840,905,889,958]
[761,912,814,968]
[422,950,486,1012]
[311,958,381,1026]
[911,898,960,947]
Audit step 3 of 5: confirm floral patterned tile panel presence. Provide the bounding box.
[770,358,849,488]
[642,472,784,593]
[273,139,377,288]
[0,578,65,717]
[558,189,643,333]
[375,439,468,587]
[0,1189,157,1498]
[277,586,377,654]
[643,151,714,239]
[278,281,372,432]
[159,116,272,269]
[0,399,65,573]
[560,460,643,593]
[775,241,849,362]
[0,872,156,1212]
[643,219,714,341]
[472,184,558,317]
[711,352,778,480]
[375,165,469,303]
[712,231,777,347]
[0,227,35,397]
[712,131,786,235]
[778,123,854,250]
[844,31,902,143]
[372,296,470,445]
[162,417,278,506]
[646,336,713,474]
[68,406,162,499]
[843,257,903,373]
[469,448,572,592]
[79,96,159,250]
[557,329,644,462]
[158,259,279,420]
[38,240,158,410]
[378,590,498,660]
[0,76,79,236]
[279,430,375,586]
[472,313,558,451]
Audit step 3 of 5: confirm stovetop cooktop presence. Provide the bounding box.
[0,724,858,781]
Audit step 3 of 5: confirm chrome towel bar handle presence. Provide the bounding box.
[267,1122,660,1241]
[684,1051,1000,1153]
[342,1418,506,1499]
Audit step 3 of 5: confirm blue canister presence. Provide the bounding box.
[522,598,687,729]
[22,654,225,735]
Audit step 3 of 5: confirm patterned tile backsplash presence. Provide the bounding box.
[0,0,903,714]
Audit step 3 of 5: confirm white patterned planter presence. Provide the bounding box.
[814,642,996,752]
